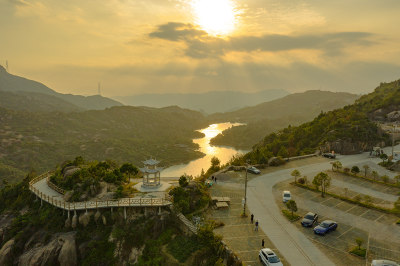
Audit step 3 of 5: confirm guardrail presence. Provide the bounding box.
[46,175,66,195]
[29,172,172,211]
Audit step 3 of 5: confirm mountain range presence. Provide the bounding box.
[0,66,122,111]
[115,89,289,114]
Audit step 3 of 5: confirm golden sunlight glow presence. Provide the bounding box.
[192,0,237,36]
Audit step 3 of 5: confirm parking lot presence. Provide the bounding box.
[275,180,400,265]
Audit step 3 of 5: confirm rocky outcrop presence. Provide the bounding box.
[18,232,77,266]
[0,239,15,265]
[387,110,400,121]
[63,167,80,178]
[321,139,384,155]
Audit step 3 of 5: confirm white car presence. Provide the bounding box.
[282,191,291,203]
[259,248,283,266]
[371,260,399,266]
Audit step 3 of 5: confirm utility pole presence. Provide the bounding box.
[242,160,250,217]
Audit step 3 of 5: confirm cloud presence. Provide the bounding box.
[149,22,376,58]
[149,22,207,41]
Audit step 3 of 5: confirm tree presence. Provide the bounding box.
[381,175,389,183]
[330,161,342,171]
[277,146,289,158]
[313,172,331,197]
[211,157,220,168]
[120,163,138,179]
[362,165,370,177]
[380,153,388,163]
[351,166,360,175]
[291,169,301,183]
[394,175,400,185]
[179,175,189,187]
[355,238,364,250]
[286,200,298,217]
[371,170,379,181]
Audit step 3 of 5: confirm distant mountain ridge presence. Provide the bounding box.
[115,89,289,114]
[0,66,123,111]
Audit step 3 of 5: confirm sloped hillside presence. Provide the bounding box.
[0,105,207,183]
[243,80,399,164]
[210,90,359,149]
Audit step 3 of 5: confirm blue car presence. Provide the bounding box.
[313,220,337,235]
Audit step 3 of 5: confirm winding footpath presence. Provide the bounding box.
[247,150,398,266]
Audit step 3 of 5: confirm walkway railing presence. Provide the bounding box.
[29,172,172,211]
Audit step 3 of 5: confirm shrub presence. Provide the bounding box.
[351,166,360,174]
[297,178,306,184]
[343,167,350,173]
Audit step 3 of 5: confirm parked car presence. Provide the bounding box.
[371,260,399,266]
[247,166,261,174]
[323,153,336,159]
[301,212,318,227]
[313,220,337,235]
[282,191,291,203]
[259,248,283,266]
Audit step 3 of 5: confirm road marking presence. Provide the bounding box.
[236,249,262,253]
[345,205,357,213]
[359,209,370,217]
[320,197,332,204]
[373,213,385,222]
[334,201,344,208]
[337,226,353,238]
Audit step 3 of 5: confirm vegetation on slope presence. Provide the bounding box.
[241,80,400,164]
[0,105,207,185]
[209,90,359,149]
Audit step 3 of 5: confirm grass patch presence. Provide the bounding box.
[167,235,202,263]
[281,209,300,222]
[396,219,400,225]
[349,247,366,258]
[334,170,400,189]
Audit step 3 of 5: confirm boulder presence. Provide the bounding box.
[18,232,77,266]
[102,215,107,226]
[63,167,80,178]
[63,191,73,202]
[71,213,78,229]
[58,233,77,266]
[65,217,71,228]
[0,239,14,265]
[78,212,91,227]
[129,246,144,264]
[94,210,101,222]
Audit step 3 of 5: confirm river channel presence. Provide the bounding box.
[162,122,249,177]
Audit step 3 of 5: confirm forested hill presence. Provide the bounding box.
[0,105,207,184]
[209,90,359,149]
[0,66,122,111]
[243,80,400,164]
[209,90,359,123]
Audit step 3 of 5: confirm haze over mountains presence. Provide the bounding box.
[115,89,289,114]
[0,66,122,111]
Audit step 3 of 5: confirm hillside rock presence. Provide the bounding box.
[18,232,77,266]
[63,167,80,178]
[0,239,14,265]
[320,140,384,155]
[387,110,400,121]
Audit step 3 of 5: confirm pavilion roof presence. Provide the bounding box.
[139,167,163,174]
[142,158,160,165]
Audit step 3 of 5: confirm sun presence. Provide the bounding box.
[191,0,237,36]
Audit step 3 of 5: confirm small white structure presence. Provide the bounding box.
[139,158,163,188]
[393,151,400,162]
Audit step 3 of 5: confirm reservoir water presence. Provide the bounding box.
[162,122,249,177]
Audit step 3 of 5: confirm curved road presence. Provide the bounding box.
[247,151,395,266]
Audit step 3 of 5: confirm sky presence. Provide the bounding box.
[1,0,400,97]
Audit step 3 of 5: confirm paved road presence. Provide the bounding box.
[247,151,396,266]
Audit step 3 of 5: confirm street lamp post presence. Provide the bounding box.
[242,161,250,217]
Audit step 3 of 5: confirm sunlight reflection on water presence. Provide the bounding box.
[162,122,249,177]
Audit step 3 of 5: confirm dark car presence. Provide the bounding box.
[247,166,261,174]
[313,220,337,235]
[301,212,318,227]
[323,153,336,159]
